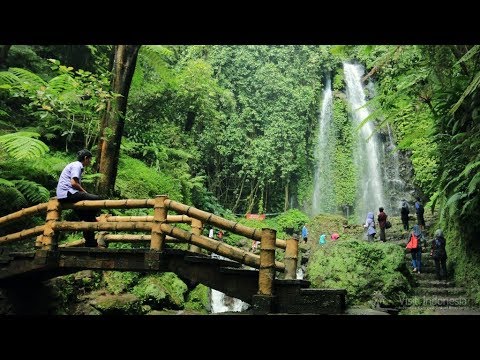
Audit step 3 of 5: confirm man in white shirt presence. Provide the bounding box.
[56,149,102,247]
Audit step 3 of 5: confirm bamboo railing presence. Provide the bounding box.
[0,195,299,296]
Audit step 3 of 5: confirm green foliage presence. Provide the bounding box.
[307,240,412,307]
[11,179,50,204]
[104,271,141,295]
[115,155,183,201]
[0,61,113,152]
[132,273,188,309]
[0,183,27,214]
[275,209,309,233]
[332,97,356,208]
[184,284,210,314]
[0,132,49,160]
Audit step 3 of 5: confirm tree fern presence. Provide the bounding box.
[0,184,27,212]
[8,67,47,87]
[12,180,50,204]
[0,132,49,160]
[0,71,19,85]
[48,74,79,94]
[0,178,14,187]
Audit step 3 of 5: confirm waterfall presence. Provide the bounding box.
[210,253,250,313]
[343,62,385,222]
[312,76,335,215]
[211,289,249,313]
[296,267,304,280]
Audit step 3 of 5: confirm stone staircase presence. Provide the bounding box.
[399,250,480,315]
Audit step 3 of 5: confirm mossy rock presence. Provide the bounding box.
[306,240,412,308]
[104,271,141,295]
[184,284,210,313]
[132,273,188,309]
[93,293,143,315]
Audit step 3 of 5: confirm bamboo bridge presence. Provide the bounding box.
[0,195,346,314]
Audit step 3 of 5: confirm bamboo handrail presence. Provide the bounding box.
[275,239,286,249]
[61,199,155,210]
[103,215,192,223]
[100,234,184,243]
[60,235,183,247]
[160,222,285,272]
[0,225,45,244]
[53,221,153,232]
[165,199,263,241]
[0,203,48,227]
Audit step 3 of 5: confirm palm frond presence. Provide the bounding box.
[450,70,480,114]
[455,45,480,65]
[48,74,79,94]
[0,132,49,160]
[0,178,15,187]
[12,180,51,204]
[8,67,47,87]
[0,71,20,85]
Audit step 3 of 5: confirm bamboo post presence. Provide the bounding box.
[150,195,167,251]
[258,228,277,296]
[96,213,109,248]
[284,236,299,280]
[40,198,61,250]
[189,218,203,254]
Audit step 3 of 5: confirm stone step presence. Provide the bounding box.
[400,307,480,315]
[413,287,466,297]
[414,272,449,281]
[417,279,457,288]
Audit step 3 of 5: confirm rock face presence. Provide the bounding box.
[0,270,209,315]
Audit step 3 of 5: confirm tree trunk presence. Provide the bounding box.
[284,181,289,212]
[96,45,140,196]
[0,45,12,68]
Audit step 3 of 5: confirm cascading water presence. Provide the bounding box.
[312,76,335,215]
[210,253,249,313]
[343,62,385,222]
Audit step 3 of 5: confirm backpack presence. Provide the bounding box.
[406,233,418,250]
[385,220,392,229]
[418,203,424,215]
[416,201,424,215]
[401,202,409,215]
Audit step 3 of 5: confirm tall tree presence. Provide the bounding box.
[0,45,11,68]
[97,45,140,196]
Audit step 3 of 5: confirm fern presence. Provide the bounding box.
[459,160,480,179]
[8,67,47,87]
[12,180,51,204]
[0,178,14,187]
[467,172,480,196]
[0,132,49,160]
[0,71,20,85]
[48,74,79,94]
[444,191,465,217]
[450,70,480,114]
[0,184,28,211]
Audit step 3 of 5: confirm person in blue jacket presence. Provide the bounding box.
[302,223,308,243]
